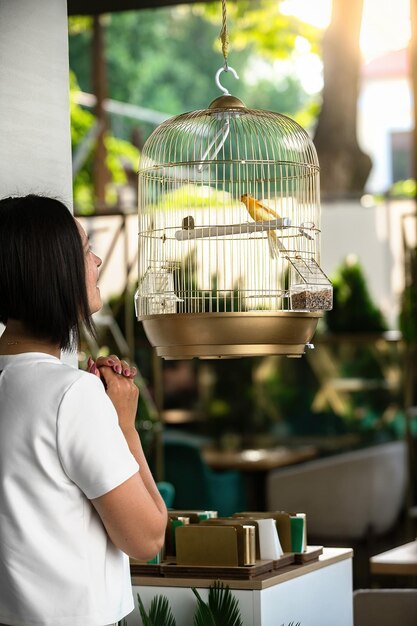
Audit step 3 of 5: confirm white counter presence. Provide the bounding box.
[129,547,353,626]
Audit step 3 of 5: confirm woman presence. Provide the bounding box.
[0,195,167,626]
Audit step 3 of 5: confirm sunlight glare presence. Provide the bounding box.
[281,0,411,61]
[278,0,411,96]
[280,0,332,29]
[360,0,410,60]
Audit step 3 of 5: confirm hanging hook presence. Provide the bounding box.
[215,66,239,96]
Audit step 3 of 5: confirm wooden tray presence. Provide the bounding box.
[272,552,296,570]
[130,547,323,579]
[130,562,162,576]
[294,545,323,563]
[160,559,275,580]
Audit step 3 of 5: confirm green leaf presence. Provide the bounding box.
[208,582,243,626]
[137,593,153,626]
[192,588,217,626]
[137,592,178,626]
[192,582,243,626]
[149,595,178,626]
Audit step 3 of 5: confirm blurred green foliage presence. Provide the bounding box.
[389,178,416,199]
[325,256,387,333]
[155,185,238,211]
[70,71,140,213]
[400,245,417,344]
[69,2,321,146]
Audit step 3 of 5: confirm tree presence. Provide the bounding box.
[70,71,140,213]
[69,2,318,144]
[313,0,372,197]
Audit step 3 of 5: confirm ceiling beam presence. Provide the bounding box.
[67,0,212,16]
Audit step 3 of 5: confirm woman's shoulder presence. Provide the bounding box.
[57,361,105,396]
[49,361,109,412]
[58,364,115,420]
[0,352,103,395]
[0,354,107,417]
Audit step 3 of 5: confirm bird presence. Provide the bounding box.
[240,193,287,258]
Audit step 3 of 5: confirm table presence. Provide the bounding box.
[202,444,318,510]
[370,540,417,576]
[202,444,318,472]
[130,547,353,626]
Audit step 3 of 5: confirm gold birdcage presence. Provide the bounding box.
[136,69,332,359]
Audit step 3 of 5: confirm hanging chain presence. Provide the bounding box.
[220,0,229,70]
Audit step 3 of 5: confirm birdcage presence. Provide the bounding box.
[136,84,332,359]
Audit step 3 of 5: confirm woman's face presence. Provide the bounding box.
[76,220,103,315]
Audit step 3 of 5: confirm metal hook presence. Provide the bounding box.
[215,66,239,95]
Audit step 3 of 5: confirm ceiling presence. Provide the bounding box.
[67,0,212,16]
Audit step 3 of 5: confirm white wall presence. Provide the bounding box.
[358,76,413,194]
[321,199,411,329]
[0,0,72,204]
[0,0,74,362]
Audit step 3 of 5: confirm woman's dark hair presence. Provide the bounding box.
[0,194,96,351]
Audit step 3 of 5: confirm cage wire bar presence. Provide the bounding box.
[136,97,332,358]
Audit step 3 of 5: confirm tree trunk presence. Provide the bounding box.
[92,15,109,210]
[313,0,372,198]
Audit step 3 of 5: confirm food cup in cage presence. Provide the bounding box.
[290,283,333,312]
[135,267,182,316]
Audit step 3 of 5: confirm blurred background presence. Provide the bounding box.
[68,0,417,588]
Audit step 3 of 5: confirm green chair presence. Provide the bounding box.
[157,481,175,508]
[163,439,246,517]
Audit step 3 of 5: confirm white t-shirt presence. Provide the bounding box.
[0,352,139,626]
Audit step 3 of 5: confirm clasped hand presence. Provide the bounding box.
[87,355,139,432]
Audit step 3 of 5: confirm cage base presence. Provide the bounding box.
[139,311,322,359]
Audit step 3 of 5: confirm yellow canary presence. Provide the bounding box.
[240,194,286,258]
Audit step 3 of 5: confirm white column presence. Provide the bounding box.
[0,0,76,363]
[0,0,72,206]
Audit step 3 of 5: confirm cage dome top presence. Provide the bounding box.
[138,96,320,183]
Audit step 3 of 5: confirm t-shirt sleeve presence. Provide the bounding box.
[56,372,139,499]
